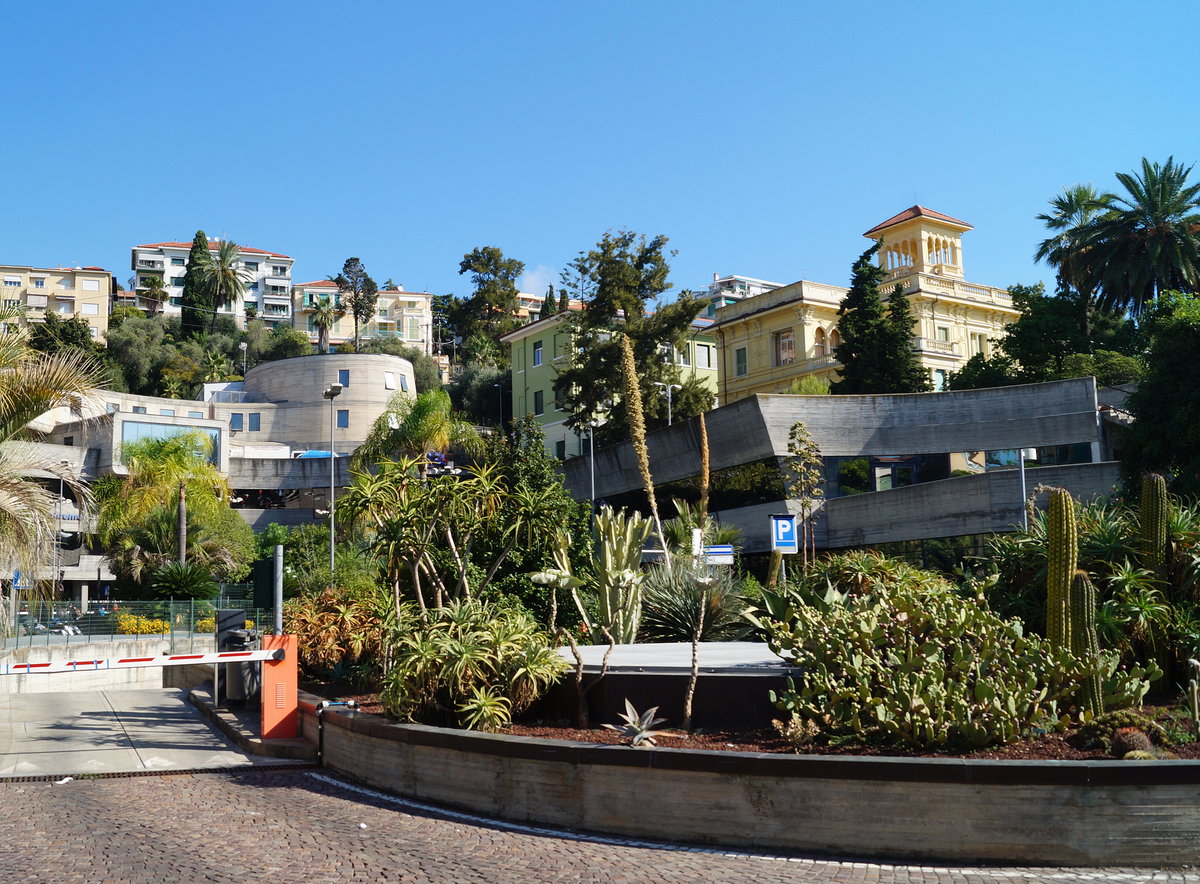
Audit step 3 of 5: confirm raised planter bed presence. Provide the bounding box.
[299,690,1200,867]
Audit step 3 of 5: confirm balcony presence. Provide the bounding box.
[263,304,291,317]
[26,294,48,308]
[912,337,958,355]
[136,259,165,270]
[262,289,291,305]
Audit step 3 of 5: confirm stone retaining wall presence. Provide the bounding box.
[300,694,1200,867]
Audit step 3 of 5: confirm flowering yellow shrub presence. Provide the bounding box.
[115,613,170,635]
[195,617,255,633]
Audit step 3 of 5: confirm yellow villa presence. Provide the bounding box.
[709,206,1019,404]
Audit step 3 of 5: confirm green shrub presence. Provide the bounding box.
[380,599,568,731]
[760,563,1101,750]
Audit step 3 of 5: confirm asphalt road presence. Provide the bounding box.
[2,768,1195,884]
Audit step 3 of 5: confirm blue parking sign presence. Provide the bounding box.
[770,514,799,554]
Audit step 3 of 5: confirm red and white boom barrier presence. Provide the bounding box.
[1,648,283,676]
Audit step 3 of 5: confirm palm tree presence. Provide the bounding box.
[137,273,169,315]
[310,295,344,355]
[0,307,101,581]
[1083,157,1200,315]
[200,239,250,333]
[353,389,480,478]
[1034,184,1113,337]
[97,430,229,566]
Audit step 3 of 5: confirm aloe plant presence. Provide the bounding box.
[603,699,669,746]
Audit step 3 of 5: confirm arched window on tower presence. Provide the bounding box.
[813,327,827,357]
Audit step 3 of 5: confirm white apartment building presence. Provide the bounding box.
[1,264,113,339]
[128,240,295,326]
[701,273,784,318]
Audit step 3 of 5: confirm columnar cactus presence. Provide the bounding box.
[1070,570,1103,717]
[1046,488,1077,651]
[1139,472,1169,574]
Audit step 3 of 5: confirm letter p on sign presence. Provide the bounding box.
[771,514,799,554]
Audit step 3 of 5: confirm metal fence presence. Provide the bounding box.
[1,594,273,654]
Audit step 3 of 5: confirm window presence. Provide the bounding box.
[188,411,204,419]
[336,409,349,429]
[31,278,45,289]
[171,276,185,287]
[400,375,409,392]
[971,333,988,356]
[82,279,99,292]
[533,340,543,366]
[338,369,350,387]
[555,440,566,460]
[82,303,99,315]
[3,277,19,287]
[120,422,220,465]
[534,390,544,415]
[932,369,948,391]
[230,413,244,430]
[936,326,950,342]
[58,278,73,290]
[554,386,566,411]
[406,317,421,340]
[160,408,175,416]
[132,406,147,414]
[63,436,73,446]
[270,265,288,276]
[384,371,396,390]
[106,403,119,414]
[774,330,795,366]
[249,413,261,432]
[813,327,827,357]
[695,344,713,369]
[735,347,748,377]
[89,327,98,338]
[248,281,259,291]
[171,257,185,266]
[3,299,19,308]
[244,261,259,272]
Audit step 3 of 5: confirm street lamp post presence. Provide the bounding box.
[322,382,343,576]
[492,383,503,430]
[239,341,248,377]
[653,382,682,426]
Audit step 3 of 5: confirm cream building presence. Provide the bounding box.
[292,281,434,354]
[710,206,1019,404]
[1,264,113,339]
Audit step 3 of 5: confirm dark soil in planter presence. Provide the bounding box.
[300,679,1200,760]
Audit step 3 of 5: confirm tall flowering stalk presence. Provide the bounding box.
[620,334,670,576]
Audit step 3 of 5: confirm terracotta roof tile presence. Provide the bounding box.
[134,241,292,259]
[863,206,972,237]
[295,280,339,288]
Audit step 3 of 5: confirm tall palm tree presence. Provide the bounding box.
[1083,157,1200,315]
[97,430,229,566]
[1034,184,1113,337]
[0,307,101,580]
[200,239,250,332]
[353,389,481,478]
[310,295,344,355]
[137,273,169,315]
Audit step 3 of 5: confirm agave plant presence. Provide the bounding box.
[603,699,669,747]
[639,560,750,642]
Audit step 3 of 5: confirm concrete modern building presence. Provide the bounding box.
[562,377,1121,553]
[128,240,294,324]
[710,207,1019,404]
[292,282,434,354]
[701,273,784,319]
[500,310,720,460]
[1,264,113,339]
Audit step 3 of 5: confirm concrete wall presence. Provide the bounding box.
[307,702,1200,866]
[0,637,215,694]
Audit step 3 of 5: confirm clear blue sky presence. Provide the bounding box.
[6,1,1199,301]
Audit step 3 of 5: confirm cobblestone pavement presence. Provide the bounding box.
[2,768,1196,883]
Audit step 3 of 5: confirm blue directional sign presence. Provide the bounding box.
[770,514,799,554]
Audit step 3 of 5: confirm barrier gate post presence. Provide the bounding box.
[261,634,298,739]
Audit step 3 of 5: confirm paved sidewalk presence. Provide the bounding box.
[2,769,1195,883]
[0,688,299,777]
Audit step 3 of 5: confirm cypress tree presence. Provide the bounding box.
[558,286,570,312]
[180,230,212,338]
[832,241,931,393]
[539,284,560,319]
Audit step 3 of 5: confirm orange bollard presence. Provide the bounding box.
[261,634,298,739]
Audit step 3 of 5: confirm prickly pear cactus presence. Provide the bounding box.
[1069,570,1103,717]
[1139,472,1169,574]
[1046,488,1077,651]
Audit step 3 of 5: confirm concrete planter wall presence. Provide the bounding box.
[300,693,1200,867]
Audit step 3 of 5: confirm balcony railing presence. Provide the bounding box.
[136,259,165,270]
[912,337,957,355]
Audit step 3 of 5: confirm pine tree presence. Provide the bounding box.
[180,230,212,339]
[832,241,930,393]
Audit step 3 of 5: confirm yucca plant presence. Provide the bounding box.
[640,561,749,642]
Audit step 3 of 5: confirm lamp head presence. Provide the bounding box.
[323,382,343,400]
